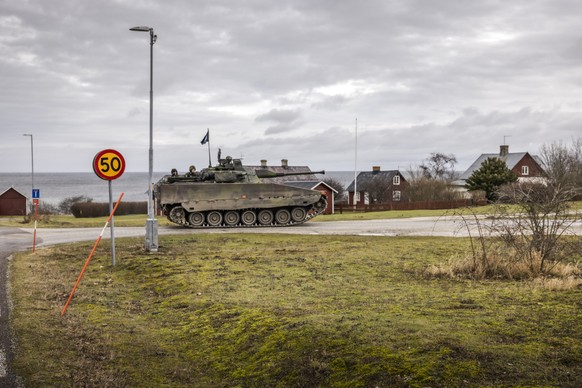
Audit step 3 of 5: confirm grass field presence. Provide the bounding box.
[10,233,582,387]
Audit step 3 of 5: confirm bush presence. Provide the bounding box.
[58,195,93,214]
[437,182,582,283]
[406,177,464,201]
[71,201,147,218]
[20,201,58,223]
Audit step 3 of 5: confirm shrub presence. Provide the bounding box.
[71,201,147,218]
[406,177,464,201]
[433,184,582,285]
[58,195,93,214]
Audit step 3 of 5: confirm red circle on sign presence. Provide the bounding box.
[93,149,126,181]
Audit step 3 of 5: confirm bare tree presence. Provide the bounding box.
[359,175,393,203]
[419,152,459,182]
[449,181,582,280]
[322,177,345,201]
[540,138,582,197]
[407,152,463,201]
[495,182,581,274]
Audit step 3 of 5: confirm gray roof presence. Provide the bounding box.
[284,180,338,193]
[346,170,401,192]
[459,152,543,180]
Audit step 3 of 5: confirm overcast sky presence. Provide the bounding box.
[2,0,582,173]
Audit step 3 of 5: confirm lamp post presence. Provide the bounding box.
[130,25,158,252]
[22,134,34,194]
[23,133,37,251]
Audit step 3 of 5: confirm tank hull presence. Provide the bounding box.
[155,181,327,228]
[159,183,322,212]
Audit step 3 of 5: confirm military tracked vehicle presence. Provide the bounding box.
[153,155,327,228]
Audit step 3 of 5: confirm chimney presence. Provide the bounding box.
[500,145,509,157]
[372,166,381,172]
[281,159,288,168]
[260,159,267,167]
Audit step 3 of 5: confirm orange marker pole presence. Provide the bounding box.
[61,192,124,316]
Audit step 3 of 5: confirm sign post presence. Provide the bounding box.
[93,149,126,266]
[32,189,40,252]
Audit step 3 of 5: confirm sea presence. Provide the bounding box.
[0,171,356,205]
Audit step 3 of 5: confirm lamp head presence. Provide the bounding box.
[130,26,151,32]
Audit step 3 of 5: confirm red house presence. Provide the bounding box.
[458,145,546,183]
[346,167,408,206]
[0,187,28,216]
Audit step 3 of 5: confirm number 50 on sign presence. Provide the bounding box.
[93,149,126,180]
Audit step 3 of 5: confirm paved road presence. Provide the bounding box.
[22,216,582,247]
[20,216,482,248]
[1,216,581,387]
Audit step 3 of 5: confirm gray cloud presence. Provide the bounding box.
[255,109,302,123]
[255,108,304,135]
[1,0,582,172]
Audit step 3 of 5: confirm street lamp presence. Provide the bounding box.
[23,133,38,251]
[130,25,158,252]
[22,134,34,197]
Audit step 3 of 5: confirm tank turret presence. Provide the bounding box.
[255,169,325,179]
[154,155,327,228]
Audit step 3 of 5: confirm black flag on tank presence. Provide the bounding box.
[200,130,209,145]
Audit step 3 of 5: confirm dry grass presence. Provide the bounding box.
[424,248,582,288]
[532,276,582,291]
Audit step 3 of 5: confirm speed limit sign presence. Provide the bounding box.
[93,149,126,180]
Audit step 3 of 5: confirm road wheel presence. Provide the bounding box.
[207,211,223,226]
[257,209,273,225]
[290,207,307,222]
[241,210,257,225]
[169,206,186,224]
[224,210,240,226]
[275,209,291,225]
[188,211,204,226]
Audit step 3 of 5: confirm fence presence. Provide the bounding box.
[335,199,485,213]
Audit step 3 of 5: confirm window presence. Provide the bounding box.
[521,165,529,175]
[393,175,400,185]
[392,190,401,201]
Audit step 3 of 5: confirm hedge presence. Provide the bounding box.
[70,201,147,218]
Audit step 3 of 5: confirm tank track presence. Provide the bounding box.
[165,197,327,229]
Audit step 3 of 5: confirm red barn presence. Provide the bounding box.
[0,187,28,216]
